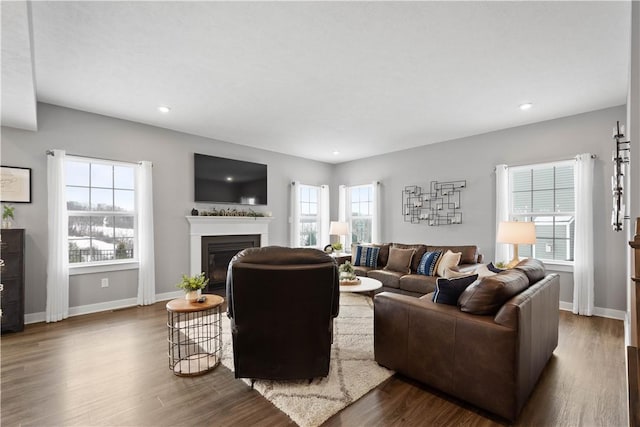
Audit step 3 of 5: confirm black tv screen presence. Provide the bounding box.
[194,153,267,205]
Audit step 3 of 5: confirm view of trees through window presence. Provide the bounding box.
[66,160,136,264]
[350,185,373,243]
[510,162,575,262]
[299,184,319,247]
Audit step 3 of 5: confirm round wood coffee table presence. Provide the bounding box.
[339,276,382,298]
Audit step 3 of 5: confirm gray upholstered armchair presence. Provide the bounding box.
[226,246,340,382]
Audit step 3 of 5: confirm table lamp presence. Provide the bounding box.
[329,221,349,252]
[497,221,536,268]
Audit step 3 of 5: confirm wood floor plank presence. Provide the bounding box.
[1,301,627,426]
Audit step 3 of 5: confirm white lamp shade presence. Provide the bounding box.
[329,221,349,236]
[496,221,536,244]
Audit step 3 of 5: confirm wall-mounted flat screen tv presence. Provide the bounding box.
[194,153,267,205]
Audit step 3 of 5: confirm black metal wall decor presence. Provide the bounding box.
[612,121,630,232]
[402,180,466,226]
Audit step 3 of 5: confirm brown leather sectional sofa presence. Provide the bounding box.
[352,243,483,297]
[374,258,560,421]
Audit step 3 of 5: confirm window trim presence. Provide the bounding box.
[297,183,321,248]
[508,160,575,265]
[65,156,138,267]
[348,183,374,245]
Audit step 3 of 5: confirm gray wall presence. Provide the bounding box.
[0,103,630,315]
[332,105,629,312]
[0,103,332,315]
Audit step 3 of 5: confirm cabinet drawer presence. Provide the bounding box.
[0,256,22,277]
[1,300,24,332]
[0,230,24,254]
[0,278,21,302]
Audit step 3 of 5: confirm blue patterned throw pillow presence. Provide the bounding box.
[432,274,479,306]
[353,245,380,268]
[417,250,443,276]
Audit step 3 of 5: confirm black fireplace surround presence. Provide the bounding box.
[201,234,261,290]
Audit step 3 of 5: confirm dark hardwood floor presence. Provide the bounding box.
[1,294,627,426]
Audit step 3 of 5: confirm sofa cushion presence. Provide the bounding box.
[458,269,530,315]
[353,245,380,268]
[368,269,403,289]
[353,265,374,277]
[514,258,546,283]
[392,243,427,272]
[417,250,442,276]
[384,247,415,274]
[433,274,479,305]
[436,250,462,277]
[399,274,437,295]
[427,245,479,265]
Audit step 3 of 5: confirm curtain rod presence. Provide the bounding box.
[46,150,144,166]
[495,154,597,171]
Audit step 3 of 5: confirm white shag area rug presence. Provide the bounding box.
[220,292,394,427]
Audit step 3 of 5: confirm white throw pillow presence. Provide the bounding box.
[475,264,498,278]
[436,250,462,277]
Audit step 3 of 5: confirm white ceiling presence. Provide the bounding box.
[1,1,632,163]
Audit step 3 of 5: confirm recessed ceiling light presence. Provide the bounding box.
[157,105,171,113]
[332,150,340,155]
[226,176,233,182]
[519,103,533,111]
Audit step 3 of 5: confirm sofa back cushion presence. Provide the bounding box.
[427,245,479,265]
[384,247,415,274]
[514,258,546,283]
[392,243,427,272]
[458,269,530,315]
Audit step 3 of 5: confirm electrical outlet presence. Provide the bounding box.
[101,278,109,288]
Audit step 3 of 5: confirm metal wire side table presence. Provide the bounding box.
[166,294,224,376]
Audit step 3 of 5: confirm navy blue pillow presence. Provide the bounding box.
[487,262,505,273]
[417,250,442,276]
[353,245,380,268]
[432,274,479,305]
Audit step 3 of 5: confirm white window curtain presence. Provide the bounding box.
[338,185,349,250]
[46,149,69,323]
[319,185,330,248]
[136,161,156,306]
[289,181,301,247]
[495,164,510,263]
[573,153,595,316]
[371,181,381,243]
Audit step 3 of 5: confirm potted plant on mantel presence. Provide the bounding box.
[176,272,209,302]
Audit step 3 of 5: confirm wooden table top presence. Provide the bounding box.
[166,294,224,313]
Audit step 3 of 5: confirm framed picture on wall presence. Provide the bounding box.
[1,166,32,203]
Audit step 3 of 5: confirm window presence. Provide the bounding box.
[509,161,574,263]
[298,184,319,247]
[349,184,374,244]
[66,158,136,265]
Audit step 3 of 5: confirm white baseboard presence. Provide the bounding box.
[24,290,186,325]
[559,301,627,321]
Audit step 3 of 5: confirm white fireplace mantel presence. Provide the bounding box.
[186,216,273,276]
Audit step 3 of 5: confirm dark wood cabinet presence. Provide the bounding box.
[1,229,25,333]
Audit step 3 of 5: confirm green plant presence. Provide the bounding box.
[176,272,209,292]
[338,261,356,280]
[2,204,15,221]
[495,261,507,269]
[331,242,343,251]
